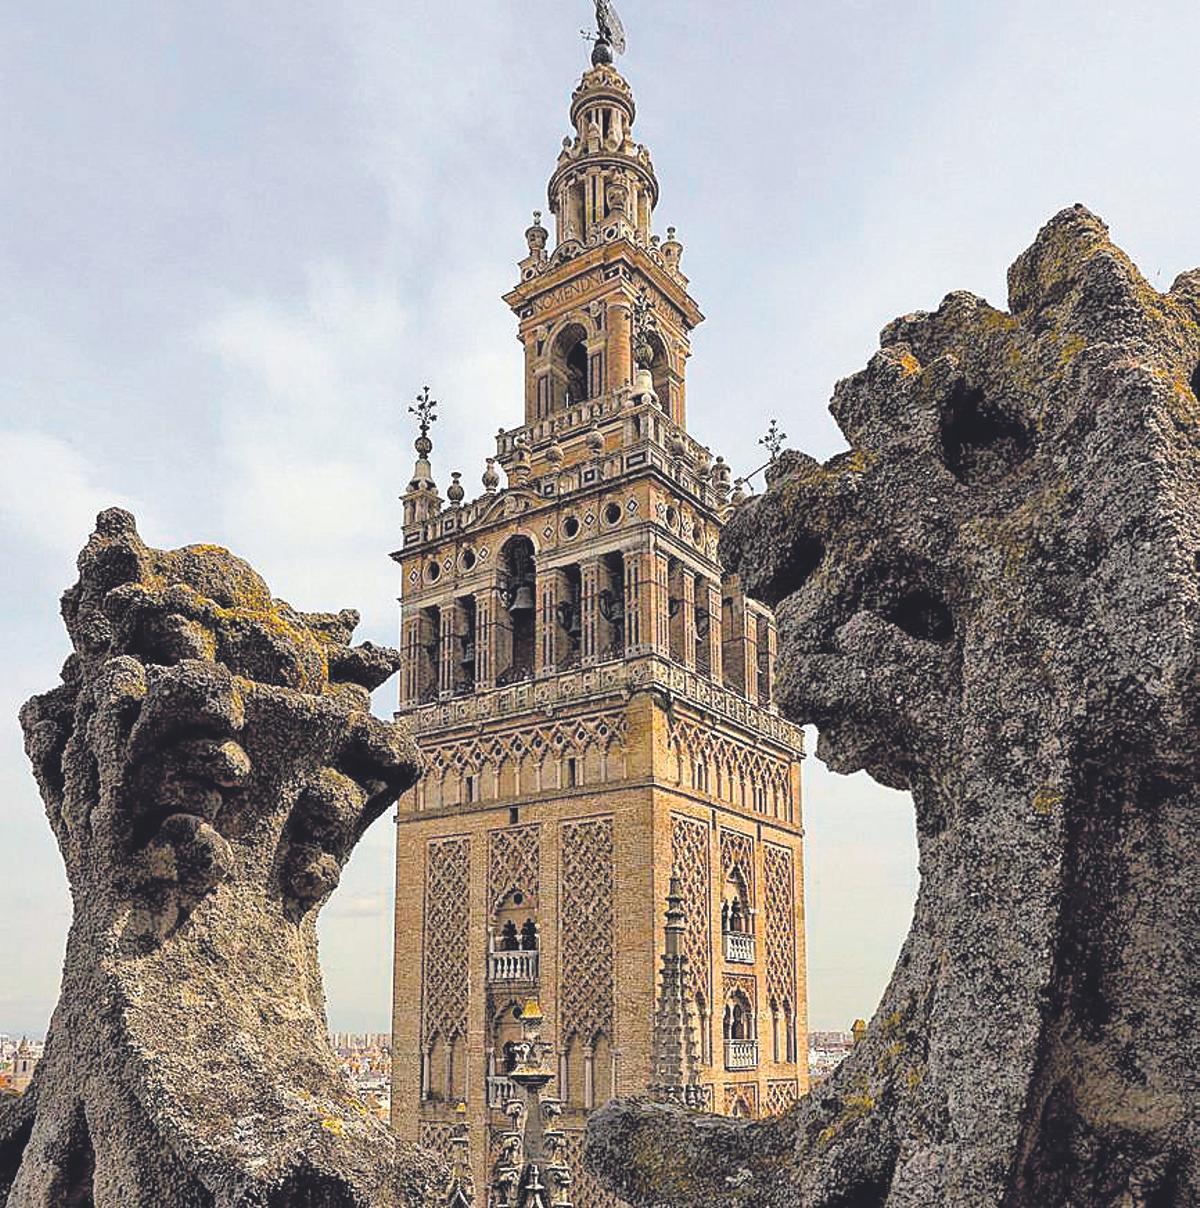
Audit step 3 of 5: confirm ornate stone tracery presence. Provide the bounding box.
[667,714,791,814]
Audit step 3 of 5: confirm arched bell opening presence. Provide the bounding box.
[551,322,591,409]
[599,550,626,659]
[497,536,536,685]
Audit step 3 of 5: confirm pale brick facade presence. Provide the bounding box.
[391,47,808,1205]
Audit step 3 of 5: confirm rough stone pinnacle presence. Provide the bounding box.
[0,511,440,1207]
[585,206,1200,1206]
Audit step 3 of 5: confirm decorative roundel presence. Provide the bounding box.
[603,502,622,526]
[461,548,478,571]
[665,505,679,529]
[523,268,535,280]
[564,516,582,539]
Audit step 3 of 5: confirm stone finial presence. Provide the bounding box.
[447,471,465,506]
[512,437,533,486]
[0,511,436,1205]
[586,425,605,457]
[586,205,1200,1206]
[525,211,548,258]
[483,456,501,493]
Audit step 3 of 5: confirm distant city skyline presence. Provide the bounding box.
[4,1,1199,1036]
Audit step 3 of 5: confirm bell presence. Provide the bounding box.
[508,583,535,614]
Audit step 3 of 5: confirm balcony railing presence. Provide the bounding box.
[724,1040,759,1072]
[723,930,755,965]
[487,949,540,983]
[487,1075,518,1109]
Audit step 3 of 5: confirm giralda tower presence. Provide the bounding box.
[390,14,808,1203]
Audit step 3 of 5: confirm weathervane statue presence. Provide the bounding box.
[585,0,627,65]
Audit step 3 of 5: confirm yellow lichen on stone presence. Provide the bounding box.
[1032,788,1063,816]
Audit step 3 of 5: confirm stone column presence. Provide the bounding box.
[607,297,633,393]
[584,1043,596,1110]
[580,558,601,665]
[652,549,671,656]
[761,616,777,707]
[400,615,423,706]
[743,604,760,706]
[537,567,572,675]
[680,573,697,672]
[705,580,724,684]
[624,553,643,651]
[438,602,460,697]
[474,589,498,692]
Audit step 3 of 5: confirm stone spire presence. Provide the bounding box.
[442,1103,476,1208]
[403,385,442,526]
[649,873,702,1107]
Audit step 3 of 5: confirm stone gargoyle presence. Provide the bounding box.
[0,510,439,1207]
[587,207,1200,1205]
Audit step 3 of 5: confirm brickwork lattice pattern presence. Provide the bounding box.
[720,827,756,906]
[670,814,712,1006]
[766,1079,800,1116]
[560,818,615,1042]
[763,843,797,1010]
[422,837,471,1046]
[489,824,541,911]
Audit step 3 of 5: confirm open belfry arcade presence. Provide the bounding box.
[390,23,809,1205]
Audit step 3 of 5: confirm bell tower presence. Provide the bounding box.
[391,22,808,1206]
[506,48,701,434]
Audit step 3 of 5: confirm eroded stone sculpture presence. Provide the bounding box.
[0,510,438,1207]
[587,207,1200,1205]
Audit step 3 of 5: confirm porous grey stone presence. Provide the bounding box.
[0,510,439,1207]
[586,206,1200,1206]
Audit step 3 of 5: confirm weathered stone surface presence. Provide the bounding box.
[587,207,1200,1205]
[0,510,439,1207]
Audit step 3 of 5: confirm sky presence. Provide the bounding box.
[2,0,1198,1037]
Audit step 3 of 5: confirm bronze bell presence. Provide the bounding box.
[508,583,535,614]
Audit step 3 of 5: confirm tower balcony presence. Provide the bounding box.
[487,1075,519,1109]
[487,949,540,983]
[722,930,755,965]
[724,1039,759,1072]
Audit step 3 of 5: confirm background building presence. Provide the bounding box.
[391,33,808,1204]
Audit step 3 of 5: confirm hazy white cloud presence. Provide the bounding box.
[0,430,144,565]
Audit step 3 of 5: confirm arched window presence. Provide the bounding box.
[520,919,538,951]
[723,990,753,1044]
[722,870,751,934]
[500,921,519,951]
